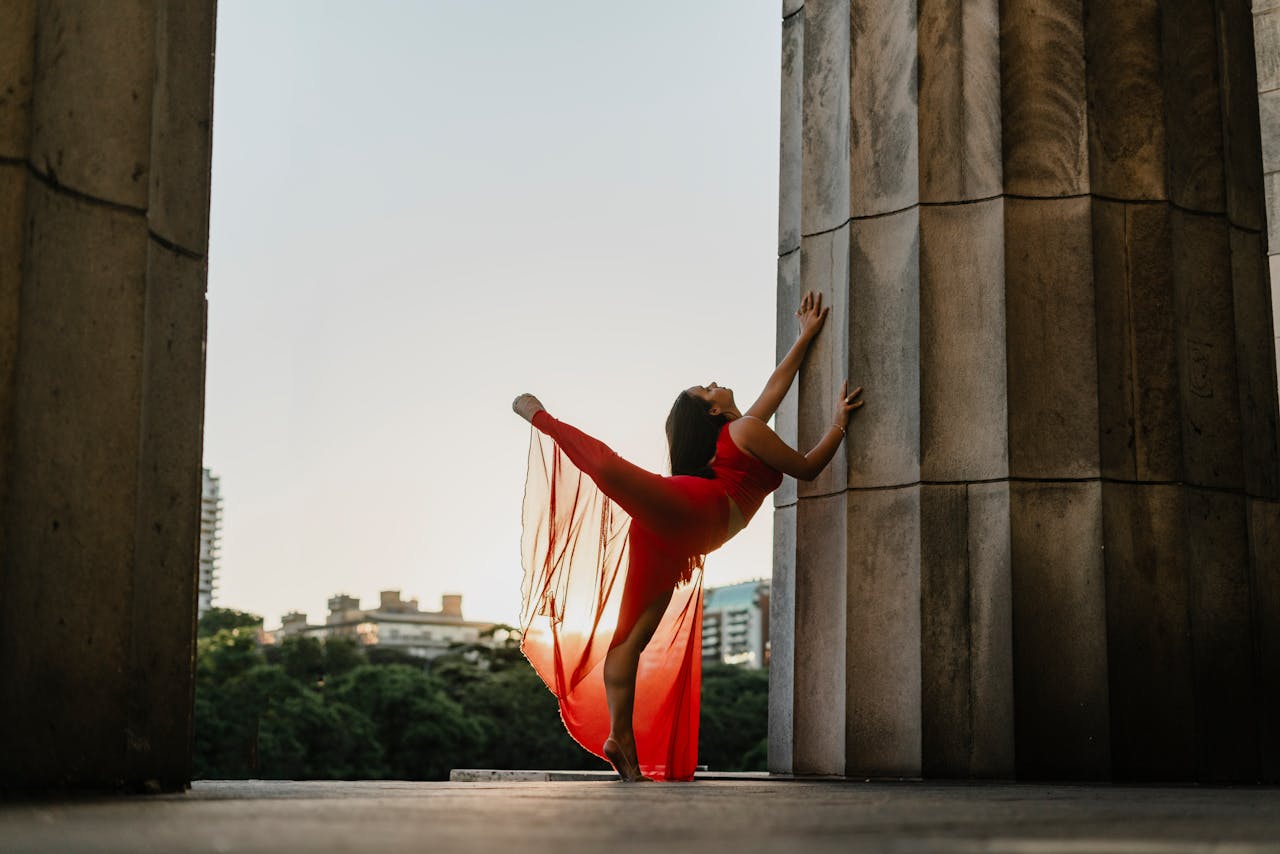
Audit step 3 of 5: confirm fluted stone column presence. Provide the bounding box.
[773,0,1280,782]
[0,0,216,791]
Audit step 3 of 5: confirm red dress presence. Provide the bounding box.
[519,412,782,780]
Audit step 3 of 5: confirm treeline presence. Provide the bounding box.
[194,608,767,780]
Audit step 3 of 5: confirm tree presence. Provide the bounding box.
[280,636,326,685]
[328,665,484,780]
[699,664,769,771]
[451,660,608,772]
[323,636,366,678]
[197,607,263,638]
[366,646,425,668]
[196,628,265,685]
[221,665,384,779]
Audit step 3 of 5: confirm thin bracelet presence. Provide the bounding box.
[832,423,846,436]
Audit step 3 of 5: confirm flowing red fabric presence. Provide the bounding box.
[519,412,730,781]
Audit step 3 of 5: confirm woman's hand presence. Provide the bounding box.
[512,393,546,424]
[833,380,864,431]
[796,290,830,342]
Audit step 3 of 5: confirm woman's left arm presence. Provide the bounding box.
[743,290,829,422]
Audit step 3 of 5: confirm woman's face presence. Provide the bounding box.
[686,382,735,416]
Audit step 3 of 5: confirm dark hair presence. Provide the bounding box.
[666,391,728,479]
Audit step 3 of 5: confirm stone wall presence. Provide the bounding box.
[0,0,216,791]
[772,0,1280,782]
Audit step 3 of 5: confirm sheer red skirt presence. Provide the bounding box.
[519,412,730,781]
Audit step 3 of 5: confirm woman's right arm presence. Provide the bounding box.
[735,381,863,481]
[743,291,829,423]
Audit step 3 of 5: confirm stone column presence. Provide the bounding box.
[773,0,1280,782]
[1253,0,1280,785]
[0,0,216,791]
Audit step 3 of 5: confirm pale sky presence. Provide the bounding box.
[205,1,783,629]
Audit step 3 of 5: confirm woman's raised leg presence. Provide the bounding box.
[530,410,692,535]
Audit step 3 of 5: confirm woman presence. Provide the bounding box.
[512,291,863,782]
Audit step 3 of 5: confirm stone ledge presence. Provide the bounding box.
[448,769,833,783]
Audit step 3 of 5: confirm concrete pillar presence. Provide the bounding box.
[774,0,1280,782]
[0,1,215,792]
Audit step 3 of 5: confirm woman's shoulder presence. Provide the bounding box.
[726,415,770,455]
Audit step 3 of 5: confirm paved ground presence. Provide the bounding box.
[3,778,1279,853]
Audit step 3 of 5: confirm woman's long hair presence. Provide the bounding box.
[665,391,728,479]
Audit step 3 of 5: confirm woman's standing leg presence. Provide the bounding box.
[602,583,672,781]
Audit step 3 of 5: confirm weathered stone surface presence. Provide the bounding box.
[966,481,1014,778]
[783,0,803,17]
[921,483,1014,779]
[1101,482,1196,780]
[1229,228,1280,498]
[1220,0,1267,231]
[1247,496,1280,782]
[921,485,968,777]
[1256,6,1280,93]
[1257,90,1280,177]
[0,0,35,157]
[1162,0,1226,213]
[919,199,1007,482]
[1092,200,1180,483]
[1000,0,1089,196]
[0,162,25,568]
[1271,254,1280,355]
[1084,0,1165,199]
[800,0,849,235]
[845,208,920,489]
[1010,481,1110,780]
[1184,488,1258,782]
[28,1,156,208]
[1,180,148,787]
[775,249,801,507]
[147,0,216,253]
[848,0,918,217]
[793,492,846,775]
[778,11,803,256]
[1172,210,1244,490]
[918,0,1001,202]
[126,242,205,786]
[797,226,849,499]
[1267,171,1280,249]
[768,504,797,774]
[1005,196,1099,479]
[11,779,1280,854]
[846,485,920,778]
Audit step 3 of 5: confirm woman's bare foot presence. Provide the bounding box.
[603,737,651,783]
[512,393,545,423]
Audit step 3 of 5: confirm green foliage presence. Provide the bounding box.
[328,665,483,780]
[198,607,264,638]
[699,663,770,771]
[196,628,265,685]
[323,637,366,678]
[280,636,326,684]
[365,646,426,668]
[193,627,769,780]
[450,660,607,772]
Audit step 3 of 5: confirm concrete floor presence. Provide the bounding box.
[3,779,1279,853]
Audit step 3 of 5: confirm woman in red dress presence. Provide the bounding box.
[513,291,863,781]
